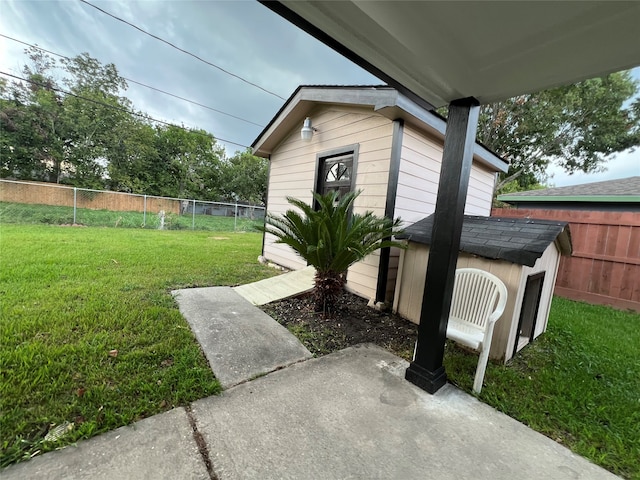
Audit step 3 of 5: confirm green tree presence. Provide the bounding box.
[153,125,224,199]
[107,117,160,193]
[58,53,132,188]
[258,190,404,312]
[219,149,268,204]
[1,47,227,197]
[0,48,133,188]
[0,51,66,182]
[441,71,639,193]
[107,120,225,198]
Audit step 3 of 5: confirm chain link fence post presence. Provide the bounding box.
[73,187,77,224]
[234,201,238,232]
[192,199,196,230]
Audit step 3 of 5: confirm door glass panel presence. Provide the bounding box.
[326,162,350,183]
[320,154,353,199]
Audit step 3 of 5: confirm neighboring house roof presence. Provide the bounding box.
[398,215,571,267]
[498,176,640,204]
[251,85,508,173]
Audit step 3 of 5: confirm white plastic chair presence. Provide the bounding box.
[446,268,508,394]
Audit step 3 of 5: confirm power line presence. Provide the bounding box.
[78,0,286,100]
[0,70,250,149]
[0,34,63,63]
[124,78,265,127]
[0,33,265,128]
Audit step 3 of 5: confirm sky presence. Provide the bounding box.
[1,0,638,188]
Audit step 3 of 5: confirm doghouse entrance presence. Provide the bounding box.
[513,272,545,355]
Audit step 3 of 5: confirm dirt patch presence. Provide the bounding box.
[208,236,230,240]
[261,291,418,361]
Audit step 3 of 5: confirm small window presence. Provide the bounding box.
[320,154,353,198]
[315,145,358,202]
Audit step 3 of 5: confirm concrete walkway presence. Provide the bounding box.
[233,265,315,305]
[172,286,312,388]
[1,280,621,480]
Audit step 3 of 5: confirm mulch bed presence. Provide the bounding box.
[261,291,418,361]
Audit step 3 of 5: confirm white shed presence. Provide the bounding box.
[252,85,508,303]
[393,215,572,363]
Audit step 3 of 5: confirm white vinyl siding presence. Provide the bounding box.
[393,125,496,225]
[512,242,561,350]
[466,165,497,216]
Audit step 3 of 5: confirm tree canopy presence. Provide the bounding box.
[0,48,267,203]
[441,71,639,193]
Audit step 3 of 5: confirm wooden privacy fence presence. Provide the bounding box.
[492,207,640,312]
[0,179,180,214]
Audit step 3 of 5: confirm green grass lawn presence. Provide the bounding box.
[0,201,263,231]
[445,298,640,479]
[0,224,274,467]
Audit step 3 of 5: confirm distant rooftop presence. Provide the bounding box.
[498,176,640,204]
[398,215,571,267]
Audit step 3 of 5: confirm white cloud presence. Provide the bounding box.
[546,149,640,187]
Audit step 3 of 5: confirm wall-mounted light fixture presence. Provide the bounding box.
[300,117,317,142]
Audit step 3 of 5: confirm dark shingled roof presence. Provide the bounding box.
[398,215,571,267]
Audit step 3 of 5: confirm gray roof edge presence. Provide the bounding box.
[251,85,304,153]
[251,85,395,153]
[252,86,509,172]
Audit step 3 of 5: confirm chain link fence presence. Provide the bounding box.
[0,179,265,232]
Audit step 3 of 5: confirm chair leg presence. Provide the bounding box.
[473,347,490,394]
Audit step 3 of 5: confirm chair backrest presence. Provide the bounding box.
[450,268,508,330]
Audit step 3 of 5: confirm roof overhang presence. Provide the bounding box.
[262,1,640,107]
[251,85,507,172]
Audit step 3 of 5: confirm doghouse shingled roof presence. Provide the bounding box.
[398,215,571,267]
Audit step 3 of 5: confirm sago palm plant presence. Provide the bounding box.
[258,190,404,312]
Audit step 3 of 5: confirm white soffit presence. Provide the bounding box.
[270,1,640,107]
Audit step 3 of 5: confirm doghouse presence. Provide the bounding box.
[393,215,572,362]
